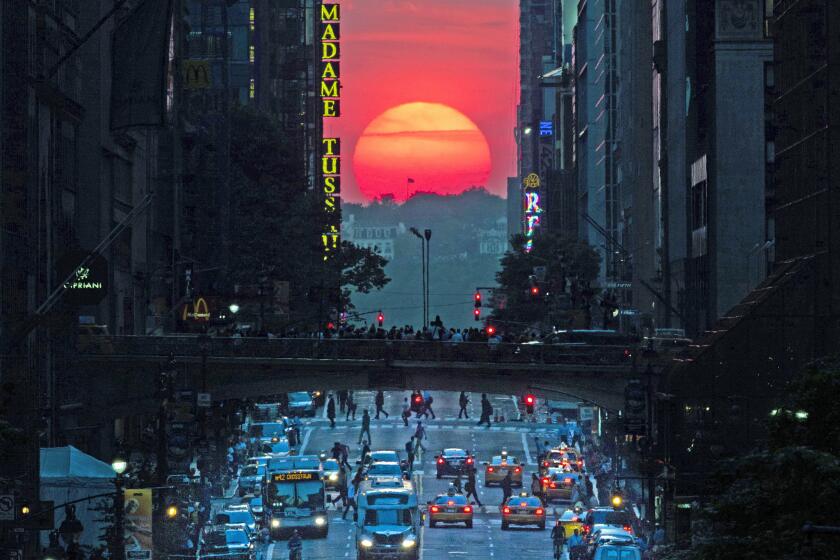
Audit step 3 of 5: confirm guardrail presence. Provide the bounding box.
[78,336,635,367]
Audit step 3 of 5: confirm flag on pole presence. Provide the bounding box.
[111,0,173,129]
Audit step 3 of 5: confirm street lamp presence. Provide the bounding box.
[228,303,240,314]
[409,227,426,327]
[111,456,126,560]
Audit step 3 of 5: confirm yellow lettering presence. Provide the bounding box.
[325,197,336,210]
[322,138,339,155]
[322,99,338,117]
[321,23,338,41]
[323,176,338,194]
[322,156,339,175]
[320,80,339,98]
[321,41,338,60]
[321,62,338,79]
[320,4,339,21]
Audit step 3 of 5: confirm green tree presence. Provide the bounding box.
[492,233,600,327]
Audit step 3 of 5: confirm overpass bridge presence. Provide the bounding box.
[74,336,653,415]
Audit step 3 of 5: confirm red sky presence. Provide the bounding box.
[330,0,519,204]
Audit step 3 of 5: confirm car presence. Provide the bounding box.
[310,390,326,407]
[238,464,266,496]
[287,391,316,417]
[500,493,546,530]
[257,437,291,456]
[427,491,474,528]
[364,461,405,480]
[434,448,475,478]
[562,449,584,472]
[248,421,288,445]
[557,509,584,538]
[541,448,576,474]
[542,469,578,502]
[362,450,402,466]
[592,543,642,560]
[583,507,636,536]
[590,527,635,547]
[248,496,263,517]
[322,458,344,490]
[220,509,257,536]
[483,450,523,487]
[202,525,253,559]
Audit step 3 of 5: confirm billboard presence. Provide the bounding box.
[124,488,154,558]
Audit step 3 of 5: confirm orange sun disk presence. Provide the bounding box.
[353,102,492,202]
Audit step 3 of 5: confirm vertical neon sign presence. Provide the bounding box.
[321,3,341,260]
[522,172,542,252]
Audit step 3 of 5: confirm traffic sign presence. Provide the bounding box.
[196,393,211,408]
[0,495,13,521]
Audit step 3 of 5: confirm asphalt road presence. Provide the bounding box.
[229,391,580,560]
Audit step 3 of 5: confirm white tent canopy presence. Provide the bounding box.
[40,446,116,549]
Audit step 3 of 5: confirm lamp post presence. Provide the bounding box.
[111,456,127,560]
[424,229,432,326]
[409,228,426,327]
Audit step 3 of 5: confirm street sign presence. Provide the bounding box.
[579,406,594,422]
[0,495,13,521]
[126,549,152,560]
[196,393,211,408]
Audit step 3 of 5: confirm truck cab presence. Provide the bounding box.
[355,477,420,559]
[263,455,328,539]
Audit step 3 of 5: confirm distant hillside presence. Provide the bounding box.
[343,188,507,328]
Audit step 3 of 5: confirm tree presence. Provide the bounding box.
[492,233,600,327]
[339,241,390,311]
[659,361,840,560]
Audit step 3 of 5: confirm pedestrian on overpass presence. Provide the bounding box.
[374,390,389,419]
[358,409,372,445]
[458,391,470,419]
[327,394,336,428]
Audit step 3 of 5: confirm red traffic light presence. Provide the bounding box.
[486,325,496,335]
[473,308,481,321]
[474,291,482,306]
[524,394,536,406]
[377,311,384,326]
[530,286,540,296]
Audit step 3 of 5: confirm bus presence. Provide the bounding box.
[263,455,328,539]
[355,477,420,560]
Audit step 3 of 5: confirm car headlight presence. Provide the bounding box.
[360,538,373,548]
[270,518,281,529]
[401,538,416,548]
[329,473,338,481]
[314,516,326,526]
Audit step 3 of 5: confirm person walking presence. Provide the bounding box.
[413,421,427,454]
[358,409,372,445]
[458,391,470,419]
[401,398,411,427]
[423,391,436,419]
[326,395,336,428]
[374,390,389,419]
[339,442,351,471]
[477,393,492,427]
[342,479,358,520]
[464,470,482,506]
[346,391,357,421]
[360,440,371,463]
[551,519,567,560]
[405,438,416,474]
[330,476,348,509]
[531,473,544,505]
[500,470,513,507]
[338,390,348,414]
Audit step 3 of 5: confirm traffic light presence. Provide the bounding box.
[166,504,179,519]
[486,325,496,336]
[528,275,540,297]
[377,311,384,327]
[530,286,540,296]
[474,291,482,307]
[473,308,481,321]
[523,394,536,415]
[610,490,624,509]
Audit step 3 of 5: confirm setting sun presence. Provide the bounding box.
[352,102,492,202]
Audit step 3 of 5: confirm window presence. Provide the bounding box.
[249,45,255,63]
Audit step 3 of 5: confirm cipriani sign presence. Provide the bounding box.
[321,2,341,261]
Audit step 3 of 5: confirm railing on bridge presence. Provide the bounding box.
[78,336,635,367]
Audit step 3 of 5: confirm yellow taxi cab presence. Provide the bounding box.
[483,449,523,487]
[558,508,584,538]
[500,492,546,530]
[540,447,578,475]
[428,488,474,528]
[542,468,577,502]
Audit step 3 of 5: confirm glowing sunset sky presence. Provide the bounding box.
[331,0,519,203]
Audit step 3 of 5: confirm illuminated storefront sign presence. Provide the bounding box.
[57,250,109,305]
[320,3,341,260]
[523,173,542,252]
[539,121,553,136]
[182,297,211,322]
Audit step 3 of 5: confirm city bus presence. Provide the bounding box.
[355,477,420,559]
[263,455,327,539]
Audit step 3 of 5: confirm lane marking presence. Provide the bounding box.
[521,432,534,464]
[266,543,274,560]
[299,427,314,455]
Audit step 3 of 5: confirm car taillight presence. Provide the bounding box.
[543,461,549,467]
[502,507,511,515]
[463,506,472,513]
[437,458,444,464]
[466,457,473,464]
[430,506,439,513]
[582,525,590,533]
[535,508,544,516]
[550,482,557,489]
[577,460,583,466]
[623,525,633,534]
[514,467,521,473]
[487,467,494,473]
[541,477,550,485]
[564,479,573,486]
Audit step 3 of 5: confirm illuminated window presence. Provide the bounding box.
[249,78,255,99]
[249,45,255,63]
[249,7,255,31]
